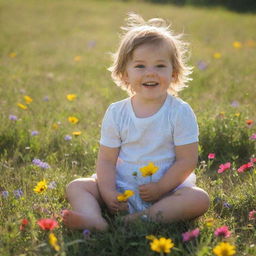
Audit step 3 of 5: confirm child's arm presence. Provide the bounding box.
[139,142,198,202]
[96,145,128,213]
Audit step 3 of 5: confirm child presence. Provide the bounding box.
[63,13,210,231]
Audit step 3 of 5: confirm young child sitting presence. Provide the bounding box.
[63,13,210,231]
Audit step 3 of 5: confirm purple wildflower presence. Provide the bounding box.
[13,189,23,198]
[223,202,232,208]
[64,135,72,141]
[43,96,49,102]
[31,131,39,136]
[48,181,57,189]
[197,60,208,70]
[83,229,91,238]
[231,100,240,108]
[9,115,18,121]
[32,159,50,169]
[1,191,9,198]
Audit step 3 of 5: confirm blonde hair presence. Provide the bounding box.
[108,13,193,96]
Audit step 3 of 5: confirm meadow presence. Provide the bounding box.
[0,0,255,255]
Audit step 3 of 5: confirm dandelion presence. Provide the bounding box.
[49,233,60,251]
[13,188,23,198]
[150,237,174,254]
[182,228,200,242]
[217,162,231,173]
[140,162,159,177]
[33,180,47,194]
[213,242,236,256]
[250,134,256,140]
[232,41,242,49]
[237,162,253,173]
[117,190,134,202]
[9,115,18,121]
[214,226,231,238]
[72,131,81,136]
[68,116,79,124]
[66,94,77,101]
[37,218,58,230]
[17,103,27,110]
[9,52,17,58]
[248,210,256,220]
[208,153,215,159]
[74,56,81,62]
[31,130,39,136]
[213,52,222,59]
[24,95,33,104]
[64,135,72,141]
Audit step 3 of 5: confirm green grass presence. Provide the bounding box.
[0,0,255,255]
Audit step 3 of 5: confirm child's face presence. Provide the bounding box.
[124,41,173,101]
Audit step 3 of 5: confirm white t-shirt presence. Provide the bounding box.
[100,93,199,164]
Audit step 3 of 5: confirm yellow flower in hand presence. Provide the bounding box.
[213,242,236,256]
[140,162,159,177]
[33,179,47,194]
[117,190,134,202]
[150,237,174,254]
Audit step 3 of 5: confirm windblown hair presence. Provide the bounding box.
[108,13,193,96]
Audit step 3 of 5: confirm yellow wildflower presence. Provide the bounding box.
[204,217,215,227]
[68,116,79,124]
[66,94,77,101]
[234,113,240,117]
[74,56,81,62]
[24,95,33,104]
[140,162,159,177]
[49,233,60,251]
[9,52,17,58]
[17,103,28,110]
[72,131,81,136]
[117,190,134,202]
[33,179,47,194]
[213,52,222,59]
[146,235,157,241]
[52,123,59,129]
[232,41,242,49]
[150,237,174,254]
[213,242,236,256]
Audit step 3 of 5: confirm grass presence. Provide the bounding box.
[0,0,255,255]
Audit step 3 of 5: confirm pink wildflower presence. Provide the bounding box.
[250,133,256,140]
[214,225,231,238]
[237,162,253,173]
[208,153,216,159]
[250,158,256,163]
[217,162,231,173]
[182,228,200,242]
[248,210,256,220]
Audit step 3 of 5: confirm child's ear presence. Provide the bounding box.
[123,72,129,85]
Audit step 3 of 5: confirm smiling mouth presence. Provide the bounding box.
[142,82,159,87]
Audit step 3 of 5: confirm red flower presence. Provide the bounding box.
[237,162,253,173]
[217,162,231,173]
[248,210,256,220]
[246,119,253,126]
[37,218,58,230]
[182,228,200,242]
[214,225,231,238]
[19,218,29,231]
[208,153,216,159]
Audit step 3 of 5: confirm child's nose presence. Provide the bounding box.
[145,67,156,76]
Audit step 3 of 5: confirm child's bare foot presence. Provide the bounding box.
[62,209,108,231]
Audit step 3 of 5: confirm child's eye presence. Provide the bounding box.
[156,64,166,68]
[135,65,145,68]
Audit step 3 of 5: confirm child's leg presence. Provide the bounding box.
[63,178,108,231]
[125,187,210,223]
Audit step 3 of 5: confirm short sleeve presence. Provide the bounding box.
[100,104,121,148]
[173,103,199,146]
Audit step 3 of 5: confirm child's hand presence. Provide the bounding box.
[139,182,162,202]
[104,191,128,214]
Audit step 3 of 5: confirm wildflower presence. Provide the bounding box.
[237,162,253,173]
[140,162,159,177]
[230,100,239,108]
[49,233,60,251]
[250,134,256,140]
[74,56,81,62]
[33,179,47,194]
[217,162,231,173]
[182,228,200,242]
[31,130,39,136]
[146,235,157,241]
[24,95,33,104]
[197,60,208,70]
[150,237,174,254]
[1,191,9,198]
[43,96,49,101]
[248,210,256,220]
[17,103,27,110]
[66,94,77,101]
[246,119,254,126]
[232,41,242,49]
[64,135,72,141]
[208,153,215,159]
[9,52,17,58]
[48,181,57,189]
[20,218,29,231]
[205,218,215,227]
[234,112,240,117]
[87,40,96,48]
[52,123,59,129]
[250,158,256,163]
[213,242,236,256]
[9,115,18,121]
[13,188,23,198]
[83,229,91,238]
[117,190,134,202]
[72,131,81,136]
[223,202,232,208]
[245,39,256,47]
[37,218,58,230]
[68,116,79,124]
[213,52,222,59]
[214,226,231,238]
[32,159,50,169]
